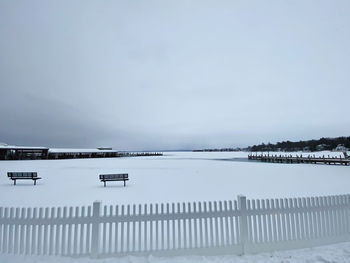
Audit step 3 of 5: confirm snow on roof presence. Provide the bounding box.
[48,148,117,153]
[0,145,49,150]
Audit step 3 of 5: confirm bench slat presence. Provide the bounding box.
[99,174,128,180]
[8,172,38,178]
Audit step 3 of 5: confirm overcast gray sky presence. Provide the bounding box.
[0,0,349,150]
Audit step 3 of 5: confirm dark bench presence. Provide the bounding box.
[7,172,42,185]
[99,173,129,187]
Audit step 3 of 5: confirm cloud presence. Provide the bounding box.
[0,0,349,150]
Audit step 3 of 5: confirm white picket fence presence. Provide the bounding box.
[1,194,350,258]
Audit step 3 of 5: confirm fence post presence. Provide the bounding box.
[238,195,248,255]
[91,201,102,258]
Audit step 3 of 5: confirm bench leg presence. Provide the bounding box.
[14,179,16,185]
[124,180,126,187]
[34,180,36,185]
[104,181,106,187]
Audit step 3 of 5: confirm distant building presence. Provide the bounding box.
[303,146,311,152]
[97,147,113,150]
[0,145,162,160]
[316,144,328,151]
[334,144,348,152]
[0,146,49,160]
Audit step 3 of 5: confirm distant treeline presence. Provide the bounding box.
[249,136,350,152]
[193,136,350,152]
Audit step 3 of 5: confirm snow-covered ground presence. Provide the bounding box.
[1,241,350,263]
[0,151,350,262]
[0,151,348,207]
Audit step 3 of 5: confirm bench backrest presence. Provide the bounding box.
[99,173,128,180]
[8,172,38,178]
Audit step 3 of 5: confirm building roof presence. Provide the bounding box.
[48,148,117,153]
[0,145,49,150]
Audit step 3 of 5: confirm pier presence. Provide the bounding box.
[248,153,350,165]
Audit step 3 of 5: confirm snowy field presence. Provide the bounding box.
[0,152,350,263]
[0,151,349,207]
[1,151,350,263]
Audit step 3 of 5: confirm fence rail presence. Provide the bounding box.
[1,194,350,258]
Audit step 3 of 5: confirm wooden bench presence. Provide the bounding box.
[7,172,42,185]
[99,173,129,187]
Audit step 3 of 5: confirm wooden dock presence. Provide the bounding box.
[248,153,350,165]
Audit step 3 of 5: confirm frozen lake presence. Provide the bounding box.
[0,151,349,207]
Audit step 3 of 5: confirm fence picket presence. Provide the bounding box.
[218,201,224,246]
[161,204,165,250]
[346,195,350,233]
[31,208,37,255]
[132,205,136,252]
[234,201,239,245]
[0,208,2,253]
[155,204,158,251]
[262,200,268,243]
[266,200,272,243]
[144,204,148,251]
[252,200,257,243]
[256,200,262,243]
[79,206,85,255]
[274,199,281,242]
[42,208,48,255]
[166,203,170,250]
[182,203,187,249]
[86,206,92,254]
[283,199,290,241]
[315,197,321,239]
[187,203,192,249]
[148,204,152,251]
[335,196,340,235]
[12,208,18,254]
[224,201,229,246]
[126,205,130,253]
[304,198,310,239]
[310,197,318,238]
[320,197,327,237]
[19,208,26,254]
[339,196,345,234]
[209,202,214,248]
[324,196,330,237]
[115,207,119,254]
[0,208,3,253]
[137,204,141,252]
[228,202,233,246]
[330,196,336,236]
[121,205,126,253]
[8,208,15,254]
[171,203,175,250]
[336,196,343,235]
[293,199,300,240]
[24,208,31,255]
[270,200,277,242]
[192,203,197,249]
[203,202,208,247]
[54,207,60,255]
[343,196,349,234]
[328,196,334,236]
